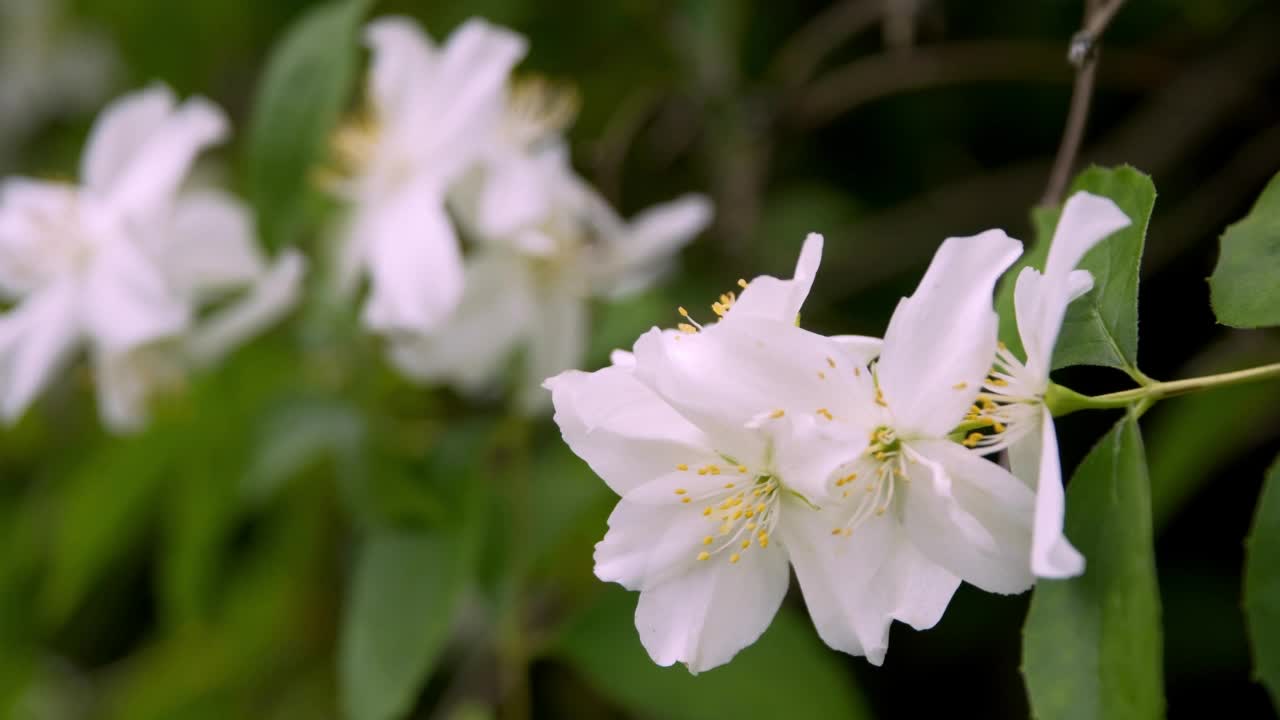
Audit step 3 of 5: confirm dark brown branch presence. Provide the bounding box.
[1041,0,1127,206]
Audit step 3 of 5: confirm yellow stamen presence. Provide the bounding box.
[697,551,710,561]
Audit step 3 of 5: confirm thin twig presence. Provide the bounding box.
[1040,0,1127,206]
[769,0,883,88]
[1040,54,1099,206]
[786,41,1166,130]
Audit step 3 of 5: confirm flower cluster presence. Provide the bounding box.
[546,192,1131,671]
[0,14,708,431]
[325,17,712,412]
[0,85,304,431]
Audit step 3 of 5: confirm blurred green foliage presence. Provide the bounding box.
[3,0,1280,719]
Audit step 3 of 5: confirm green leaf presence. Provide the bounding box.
[555,586,872,720]
[1209,171,1280,328]
[338,530,470,720]
[244,0,368,250]
[1022,414,1164,720]
[41,430,175,625]
[1245,455,1280,710]
[996,166,1156,374]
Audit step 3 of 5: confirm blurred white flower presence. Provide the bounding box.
[0,85,305,431]
[0,0,118,168]
[388,95,711,412]
[967,191,1130,578]
[326,16,527,336]
[544,238,881,672]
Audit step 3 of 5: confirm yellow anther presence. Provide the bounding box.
[712,302,727,317]
[678,306,690,317]
[703,536,714,545]
[818,371,827,379]
[674,488,687,495]
[843,490,850,498]
[737,465,748,474]
[709,465,722,475]
[755,504,766,513]
[993,421,1006,433]
[990,378,1009,387]
[745,510,754,518]
[733,509,743,520]
[998,340,1008,350]
[962,432,983,448]
[817,408,833,420]
[769,409,785,419]
[758,532,769,548]
[953,382,968,390]
[843,528,853,537]
[697,551,711,561]
[875,389,887,407]
[737,278,748,289]
[676,463,689,471]
[746,522,757,530]
[741,539,751,549]
[723,482,735,489]
[681,497,691,504]
[678,323,698,334]
[703,506,713,516]
[875,507,886,516]
[854,367,862,376]
[831,528,842,536]
[826,356,837,368]
[729,553,741,564]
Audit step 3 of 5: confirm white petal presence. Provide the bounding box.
[631,318,867,461]
[360,179,463,335]
[829,334,883,366]
[1007,407,1085,578]
[387,250,532,390]
[631,531,789,673]
[81,84,177,192]
[162,189,265,299]
[0,282,81,423]
[545,363,717,496]
[398,19,527,178]
[0,179,80,296]
[593,193,712,298]
[729,232,822,322]
[185,249,306,368]
[90,89,228,219]
[520,284,588,413]
[1016,192,1130,380]
[781,507,959,665]
[595,498,714,590]
[901,439,1035,595]
[476,152,553,239]
[92,344,182,434]
[364,17,438,120]
[877,230,1022,437]
[82,236,189,353]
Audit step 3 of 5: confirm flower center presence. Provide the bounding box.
[674,279,749,335]
[828,426,908,538]
[673,460,780,565]
[502,74,579,149]
[959,342,1041,452]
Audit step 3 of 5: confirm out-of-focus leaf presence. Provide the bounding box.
[1209,170,1280,328]
[555,586,872,720]
[101,482,332,720]
[41,430,174,625]
[1022,414,1164,720]
[245,0,369,249]
[1245,455,1280,710]
[243,396,366,505]
[339,422,492,720]
[1148,375,1280,531]
[338,530,469,720]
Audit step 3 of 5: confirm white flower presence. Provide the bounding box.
[545,238,875,671]
[0,0,118,167]
[967,191,1130,578]
[327,16,526,336]
[0,85,304,431]
[390,139,711,413]
[623,232,1036,665]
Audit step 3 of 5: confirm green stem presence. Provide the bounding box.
[1048,361,1280,416]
